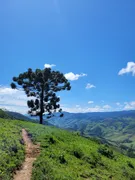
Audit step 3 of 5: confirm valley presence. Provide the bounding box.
[48,111,135,155]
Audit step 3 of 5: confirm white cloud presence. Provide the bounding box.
[116,102,121,106]
[62,104,113,113]
[0,105,28,114]
[63,106,102,113]
[2,86,133,114]
[125,105,132,110]
[130,101,135,106]
[0,86,34,114]
[124,104,133,110]
[64,72,87,81]
[0,87,18,95]
[123,101,135,110]
[44,64,56,68]
[103,105,111,109]
[86,106,103,112]
[118,62,135,76]
[86,83,96,89]
[88,101,94,104]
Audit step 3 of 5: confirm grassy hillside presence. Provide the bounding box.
[49,111,135,151]
[0,118,25,180]
[0,109,11,119]
[1,118,135,179]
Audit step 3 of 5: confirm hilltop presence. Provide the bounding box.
[0,117,135,179]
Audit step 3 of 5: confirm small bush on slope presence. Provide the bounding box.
[0,119,25,180]
[98,145,115,159]
[13,120,135,180]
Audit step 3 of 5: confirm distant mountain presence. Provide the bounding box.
[0,109,31,121]
[25,114,54,125]
[49,110,135,150]
[6,111,32,121]
[49,110,135,128]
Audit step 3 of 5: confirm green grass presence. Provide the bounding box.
[0,118,25,180]
[1,118,135,179]
[0,109,11,119]
[14,120,135,180]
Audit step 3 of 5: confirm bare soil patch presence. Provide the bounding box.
[14,129,40,180]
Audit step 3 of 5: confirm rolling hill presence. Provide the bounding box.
[49,111,135,151]
[1,108,135,153]
[0,108,31,121]
[1,117,135,180]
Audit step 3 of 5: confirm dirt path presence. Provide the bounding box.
[14,129,40,180]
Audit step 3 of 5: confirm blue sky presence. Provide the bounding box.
[0,0,135,113]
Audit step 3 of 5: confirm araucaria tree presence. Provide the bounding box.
[11,68,71,124]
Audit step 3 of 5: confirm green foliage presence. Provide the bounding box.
[127,161,134,169]
[98,145,115,159]
[0,119,25,180]
[127,144,135,158]
[83,152,102,168]
[11,119,135,180]
[11,68,71,124]
[59,155,67,164]
[49,112,135,153]
[72,147,84,159]
[0,109,11,119]
[1,118,135,179]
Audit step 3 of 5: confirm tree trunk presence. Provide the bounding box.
[39,86,44,124]
[39,113,43,124]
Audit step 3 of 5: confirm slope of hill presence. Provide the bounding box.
[0,118,135,179]
[49,111,135,150]
[0,108,31,121]
[0,118,25,180]
[6,110,31,121]
[0,109,12,119]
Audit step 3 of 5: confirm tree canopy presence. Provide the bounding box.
[11,68,71,124]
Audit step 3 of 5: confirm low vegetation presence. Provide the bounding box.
[0,118,25,180]
[49,111,135,153]
[1,116,135,179]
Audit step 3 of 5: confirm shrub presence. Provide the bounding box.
[71,147,84,159]
[48,137,56,144]
[59,155,67,164]
[72,131,81,136]
[127,161,134,169]
[98,145,115,159]
[83,153,102,168]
